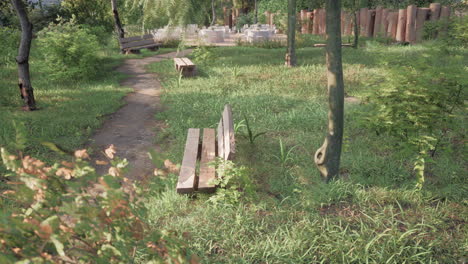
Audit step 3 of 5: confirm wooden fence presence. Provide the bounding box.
[261,3,452,43]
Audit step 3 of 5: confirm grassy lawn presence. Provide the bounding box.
[145,44,467,263]
[0,40,176,173]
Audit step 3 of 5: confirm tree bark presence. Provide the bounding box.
[211,0,216,26]
[285,0,296,67]
[111,0,125,39]
[11,0,36,111]
[314,0,345,181]
[254,0,258,24]
[353,10,359,48]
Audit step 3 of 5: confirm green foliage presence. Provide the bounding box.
[0,27,20,67]
[236,114,267,144]
[365,47,465,188]
[125,0,212,29]
[61,0,113,30]
[28,4,65,32]
[273,139,299,167]
[237,39,286,48]
[0,147,192,263]
[424,16,468,47]
[235,13,254,31]
[37,17,100,80]
[191,45,216,64]
[208,159,255,206]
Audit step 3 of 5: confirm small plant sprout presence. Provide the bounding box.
[273,139,298,167]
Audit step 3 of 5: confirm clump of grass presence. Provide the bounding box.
[146,44,467,263]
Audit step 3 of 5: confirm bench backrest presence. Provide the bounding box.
[217,105,235,160]
[119,34,154,44]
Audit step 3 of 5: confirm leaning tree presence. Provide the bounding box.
[314,0,345,181]
[111,0,125,39]
[11,0,36,111]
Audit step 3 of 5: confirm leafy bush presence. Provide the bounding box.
[424,16,468,47]
[37,18,101,80]
[365,47,465,188]
[191,45,216,64]
[208,159,255,206]
[0,27,20,66]
[236,13,254,31]
[0,146,194,263]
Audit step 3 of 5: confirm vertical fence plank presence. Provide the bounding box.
[415,8,429,42]
[374,6,383,37]
[430,3,441,21]
[312,9,319,35]
[396,9,407,42]
[359,8,368,36]
[406,5,417,43]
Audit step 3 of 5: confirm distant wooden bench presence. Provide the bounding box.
[176,105,235,194]
[119,34,161,54]
[174,57,196,77]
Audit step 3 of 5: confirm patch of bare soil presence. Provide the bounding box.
[88,50,192,180]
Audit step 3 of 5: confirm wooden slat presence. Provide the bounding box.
[120,34,153,44]
[126,43,160,51]
[199,129,216,192]
[121,38,156,49]
[217,118,224,159]
[181,58,195,67]
[176,129,200,194]
[222,105,235,160]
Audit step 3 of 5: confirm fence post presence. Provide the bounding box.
[374,6,383,37]
[396,9,407,42]
[359,8,368,36]
[415,8,429,42]
[406,5,417,43]
[429,3,441,21]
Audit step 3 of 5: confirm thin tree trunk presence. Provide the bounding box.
[254,0,258,24]
[211,0,216,26]
[285,0,296,67]
[314,0,345,181]
[353,10,359,48]
[111,0,125,40]
[11,0,36,111]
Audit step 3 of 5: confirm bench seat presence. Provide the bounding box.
[177,105,235,194]
[174,57,197,77]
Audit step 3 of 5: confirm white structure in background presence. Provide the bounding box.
[151,26,185,42]
[29,0,61,7]
[199,26,231,43]
[244,24,276,43]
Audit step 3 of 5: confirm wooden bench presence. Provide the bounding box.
[119,34,161,54]
[176,105,235,194]
[174,57,197,77]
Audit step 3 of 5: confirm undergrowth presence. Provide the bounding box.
[146,43,467,263]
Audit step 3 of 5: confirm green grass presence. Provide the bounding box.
[0,36,176,173]
[144,43,467,263]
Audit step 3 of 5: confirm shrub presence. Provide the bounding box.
[0,146,194,263]
[424,16,468,47]
[37,17,101,80]
[0,27,20,66]
[365,47,465,188]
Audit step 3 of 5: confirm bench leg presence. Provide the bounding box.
[148,46,159,52]
[125,49,141,55]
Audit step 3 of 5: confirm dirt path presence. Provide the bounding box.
[89,50,191,179]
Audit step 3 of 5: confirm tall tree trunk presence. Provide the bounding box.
[353,10,359,48]
[111,0,125,40]
[11,0,36,111]
[211,0,216,26]
[314,0,345,181]
[254,0,258,24]
[285,0,296,67]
